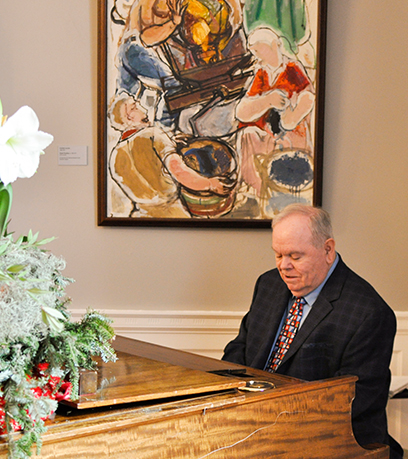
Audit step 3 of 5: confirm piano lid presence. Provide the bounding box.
[63,350,246,409]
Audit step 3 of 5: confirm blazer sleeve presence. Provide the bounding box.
[333,293,396,446]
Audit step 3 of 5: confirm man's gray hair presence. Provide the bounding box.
[272,204,334,248]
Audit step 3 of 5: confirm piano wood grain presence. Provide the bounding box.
[0,337,389,458]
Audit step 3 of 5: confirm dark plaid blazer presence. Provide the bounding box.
[222,255,401,455]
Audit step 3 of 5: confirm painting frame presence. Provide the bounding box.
[97,0,327,228]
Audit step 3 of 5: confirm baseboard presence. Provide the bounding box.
[70,309,408,362]
[69,308,245,360]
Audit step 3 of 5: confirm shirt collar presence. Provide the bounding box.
[303,253,339,306]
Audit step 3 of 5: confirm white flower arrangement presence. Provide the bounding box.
[0,101,53,238]
[0,100,117,458]
[0,101,53,187]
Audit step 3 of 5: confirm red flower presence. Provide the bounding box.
[55,382,72,401]
[31,386,44,398]
[46,375,61,392]
[36,363,49,373]
[0,401,22,435]
[0,366,73,437]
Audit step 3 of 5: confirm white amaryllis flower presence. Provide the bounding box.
[0,104,53,186]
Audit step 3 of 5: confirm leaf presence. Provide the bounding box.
[15,234,24,247]
[42,306,65,320]
[42,306,65,332]
[26,229,35,244]
[42,313,64,333]
[10,373,23,385]
[36,236,55,246]
[28,397,57,423]
[0,240,11,256]
[7,264,26,274]
[28,288,49,295]
[0,370,13,383]
[0,271,11,281]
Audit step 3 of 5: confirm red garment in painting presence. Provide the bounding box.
[236,59,314,198]
[239,61,311,135]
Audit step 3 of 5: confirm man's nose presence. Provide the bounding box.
[280,256,293,270]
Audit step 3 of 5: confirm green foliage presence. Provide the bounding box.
[0,234,117,458]
[37,310,117,400]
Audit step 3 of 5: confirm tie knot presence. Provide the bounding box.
[295,297,306,305]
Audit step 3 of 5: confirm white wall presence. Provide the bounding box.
[0,1,406,317]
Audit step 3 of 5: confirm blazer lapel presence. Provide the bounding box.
[282,295,333,362]
[252,284,291,369]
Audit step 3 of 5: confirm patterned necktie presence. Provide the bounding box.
[266,297,305,372]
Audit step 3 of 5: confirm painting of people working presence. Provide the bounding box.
[98,0,326,227]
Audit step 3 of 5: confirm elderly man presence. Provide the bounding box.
[222,204,403,458]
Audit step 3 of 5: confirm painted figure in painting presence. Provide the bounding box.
[115,0,183,128]
[108,92,235,217]
[235,26,314,210]
[115,0,246,128]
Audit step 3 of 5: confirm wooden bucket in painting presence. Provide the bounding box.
[178,138,238,218]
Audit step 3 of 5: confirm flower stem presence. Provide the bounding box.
[0,182,12,236]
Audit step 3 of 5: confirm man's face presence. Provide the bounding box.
[120,99,149,127]
[272,214,335,297]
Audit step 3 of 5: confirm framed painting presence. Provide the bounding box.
[97,0,327,228]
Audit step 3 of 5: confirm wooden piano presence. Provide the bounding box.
[0,336,389,458]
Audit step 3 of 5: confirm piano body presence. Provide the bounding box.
[0,336,389,458]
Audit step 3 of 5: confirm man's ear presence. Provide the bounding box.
[324,238,336,263]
